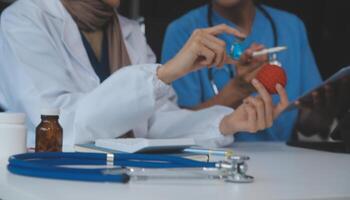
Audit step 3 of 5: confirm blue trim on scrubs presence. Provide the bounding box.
[81,31,110,82]
[161,5,322,141]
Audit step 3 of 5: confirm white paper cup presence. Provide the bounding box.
[0,113,27,162]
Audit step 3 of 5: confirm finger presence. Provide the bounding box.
[324,84,335,110]
[204,34,232,67]
[295,100,307,109]
[225,56,238,65]
[296,91,315,109]
[277,83,289,106]
[242,66,262,82]
[294,100,309,110]
[254,52,269,63]
[240,51,267,67]
[246,96,266,130]
[274,84,289,117]
[243,103,257,133]
[204,33,227,49]
[339,78,350,114]
[205,24,246,39]
[197,45,216,67]
[251,79,273,127]
[250,43,265,51]
[239,48,254,64]
[251,79,270,99]
[239,44,267,64]
[200,34,226,67]
[295,100,304,108]
[312,91,323,110]
[220,52,227,68]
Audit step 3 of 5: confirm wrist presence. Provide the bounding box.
[230,78,253,95]
[219,115,238,136]
[216,79,252,109]
[157,64,176,84]
[157,59,186,84]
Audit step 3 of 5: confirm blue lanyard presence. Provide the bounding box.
[7,152,216,183]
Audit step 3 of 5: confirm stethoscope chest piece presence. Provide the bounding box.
[217,155,254,183]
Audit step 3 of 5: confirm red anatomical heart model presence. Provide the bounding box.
[256,64,287,94]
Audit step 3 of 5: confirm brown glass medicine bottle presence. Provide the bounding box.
[35,108,63,152]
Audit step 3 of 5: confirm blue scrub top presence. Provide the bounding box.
[161,5,322,141]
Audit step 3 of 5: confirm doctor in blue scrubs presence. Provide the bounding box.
[162,0,322,141]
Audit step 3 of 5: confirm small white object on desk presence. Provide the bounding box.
[95,138,195,153]
[183,147,234,157]
[0,113,27,161]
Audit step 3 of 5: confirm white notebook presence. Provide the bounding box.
[94,138,196,153]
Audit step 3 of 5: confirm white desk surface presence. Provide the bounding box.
[1,142,349,200]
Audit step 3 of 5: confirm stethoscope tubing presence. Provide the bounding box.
[9,152,215,167]
[7,152,217,183]
[8,165,131,183]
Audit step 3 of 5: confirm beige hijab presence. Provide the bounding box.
[61,0,131,72]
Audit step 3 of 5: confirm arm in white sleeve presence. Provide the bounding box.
[1,5,233,148]
[1,9,84,146]
[0,7,170,146]
[145,90,235,148]
[74,64,171,144]
[149,106,234,147]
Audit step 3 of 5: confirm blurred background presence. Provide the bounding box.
[1,0,350,79]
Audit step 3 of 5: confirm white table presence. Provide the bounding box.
[1,142,349,200]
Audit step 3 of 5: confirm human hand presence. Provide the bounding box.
[219,78,289,135]
[158,24,245,84]
[216,43,269,108]
[295,78,350,138]
[231,43,269,92]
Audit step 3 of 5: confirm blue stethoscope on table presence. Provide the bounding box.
[207,2,278,95]
[7,152,254,183]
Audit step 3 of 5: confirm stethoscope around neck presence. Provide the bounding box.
[207,2,278,95]
[208,65,234,95]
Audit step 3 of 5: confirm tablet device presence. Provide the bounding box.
[285,66,350,112]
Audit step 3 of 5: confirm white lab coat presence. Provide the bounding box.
[0,0,234,148]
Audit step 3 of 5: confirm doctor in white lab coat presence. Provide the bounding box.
[0,0,289,148]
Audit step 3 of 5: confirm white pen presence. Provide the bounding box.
[252,46,287,57]
[183,148,234,157]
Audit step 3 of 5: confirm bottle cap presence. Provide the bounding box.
[0,113,26,124]
[41,108,60,116]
